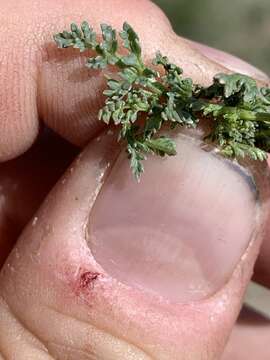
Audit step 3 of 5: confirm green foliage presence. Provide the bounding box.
[214,73,259,105]
[54,22,270,179]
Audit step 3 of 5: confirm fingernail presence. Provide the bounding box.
[89,134,259,302]
[190,40,269,82]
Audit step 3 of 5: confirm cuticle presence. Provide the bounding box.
[87,144,121,227]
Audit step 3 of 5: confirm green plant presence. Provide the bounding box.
[54,22,270,180]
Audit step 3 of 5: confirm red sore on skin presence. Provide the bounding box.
[79,271,99,290]
[71,269,101,298]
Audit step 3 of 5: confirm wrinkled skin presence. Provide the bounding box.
[0,0,270,359]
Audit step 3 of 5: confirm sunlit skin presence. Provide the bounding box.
[0,0,270,359]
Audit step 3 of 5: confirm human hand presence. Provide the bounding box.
[0,1,269,359]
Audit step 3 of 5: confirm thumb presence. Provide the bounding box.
[0,128,269,359]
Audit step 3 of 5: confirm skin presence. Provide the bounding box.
[0,0,270,358]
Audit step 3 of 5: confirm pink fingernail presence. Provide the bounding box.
[89,135,259,302]
[190,40,269,82]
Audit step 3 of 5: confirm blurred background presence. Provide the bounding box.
[154,0,270,74]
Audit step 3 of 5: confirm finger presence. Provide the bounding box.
[0,12,40,162]
[0,129,268,359]
[254,158,270,287]
[39,0,229,146]
[253,218,270,287]
[1,0,229,161]
[188,40,269,83]
[222,306,270,360]
[0,128,78,267]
